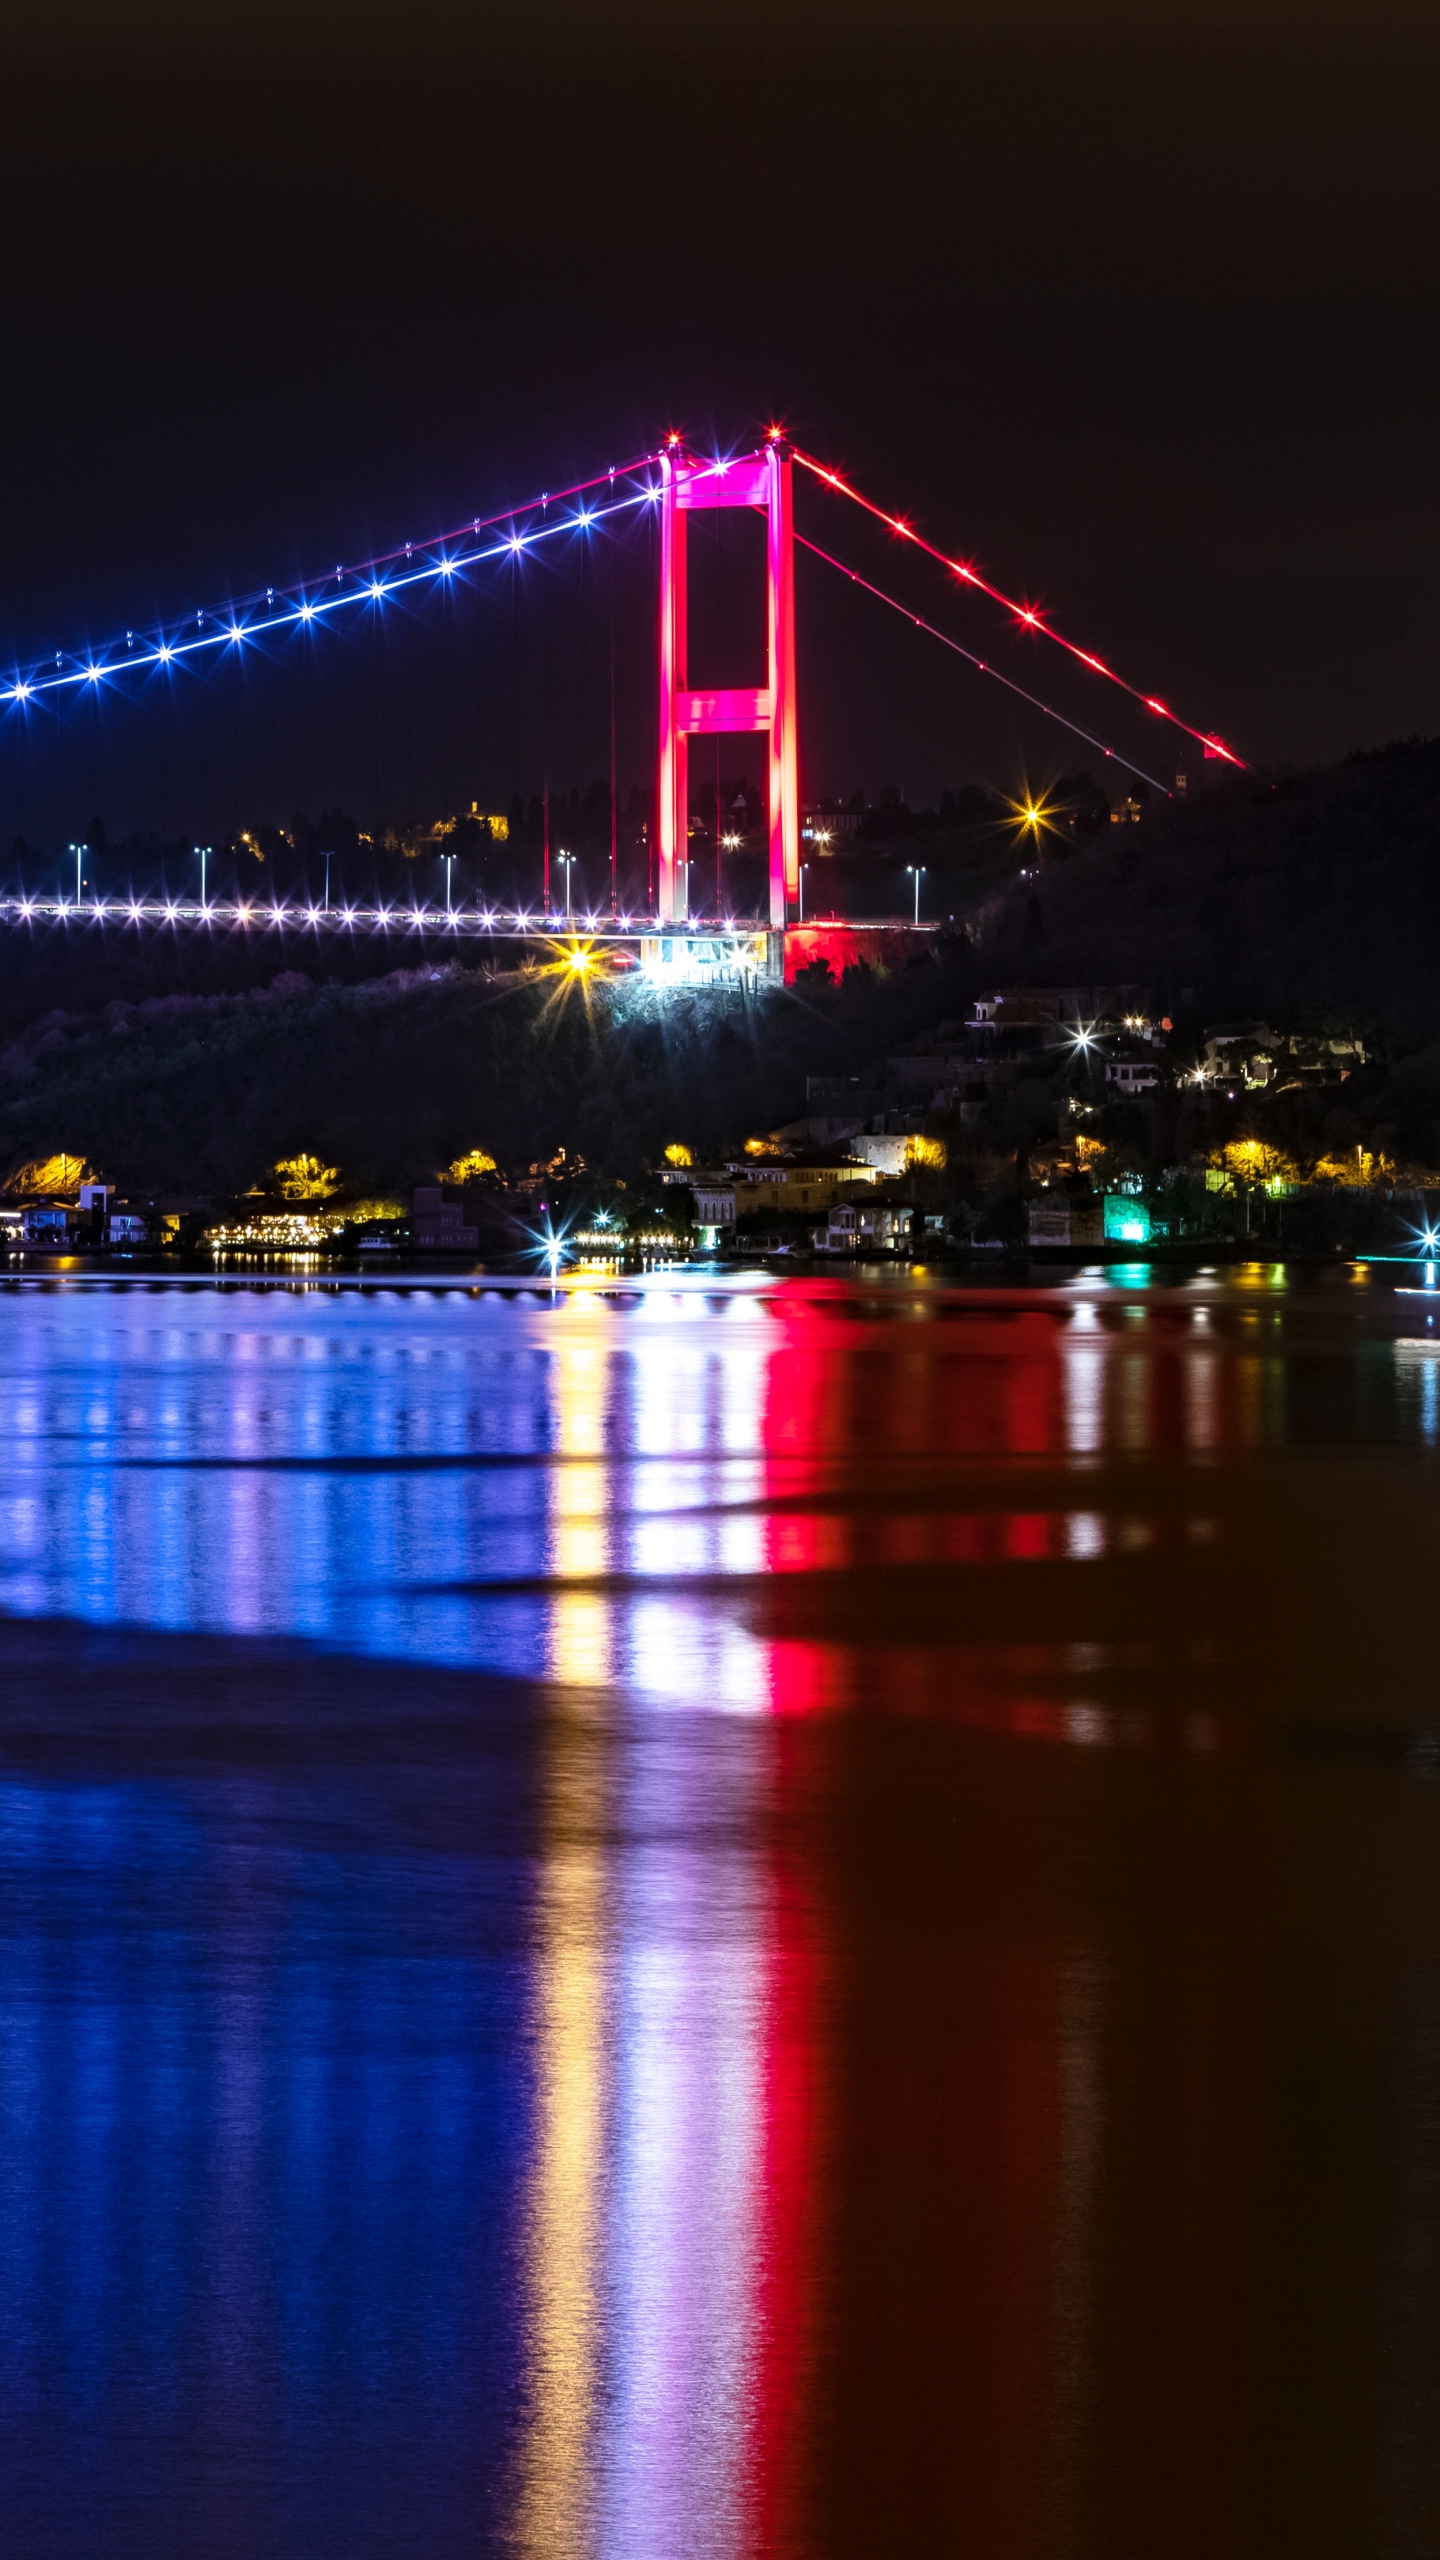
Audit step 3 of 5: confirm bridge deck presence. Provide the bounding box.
[0,900,939,942]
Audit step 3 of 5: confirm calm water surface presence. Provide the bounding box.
[1,1263,1439,2557]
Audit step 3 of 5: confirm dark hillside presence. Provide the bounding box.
[0,951,977,1195]
[10,744,1440,1191]
[976,740,1440,1039]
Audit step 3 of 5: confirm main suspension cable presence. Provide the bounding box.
[796,532,1175,796]
[3,456,665,710]
[794,446,1241,769]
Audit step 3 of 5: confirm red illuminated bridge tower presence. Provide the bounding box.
[656,438,799,929]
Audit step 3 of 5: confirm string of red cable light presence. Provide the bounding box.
[792,445,1242,769]
[795,533,1174,795]
[334,454,661,588]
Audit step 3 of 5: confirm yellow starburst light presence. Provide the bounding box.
[1010,788,1060,841]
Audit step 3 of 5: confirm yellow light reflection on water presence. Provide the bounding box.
[517,1313,616,2553]
[514,1767,608,2559]
[546,1319,613,1690]
[516,1291,784,2556]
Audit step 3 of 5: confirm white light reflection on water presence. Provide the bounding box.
[1062,1303,1105,1455]
[1396,1338,1440,1446]
[593,1770,768,2558]
[519,1300,776,2558]
[516,1699,784,2560]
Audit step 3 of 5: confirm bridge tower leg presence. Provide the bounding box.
[655,435,800,930]
[765,441,800,930]
[656,449,688,926]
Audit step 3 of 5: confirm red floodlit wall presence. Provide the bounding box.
[782,924,937,984]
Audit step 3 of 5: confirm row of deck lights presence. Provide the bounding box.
[0,896,754,934]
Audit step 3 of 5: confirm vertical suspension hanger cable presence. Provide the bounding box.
[442,551,452,827]
[370,588,380,851]
[479,529,489,870]
[510,546,519,856]
[579,511,588,914]
[714,508,723,923]
[608,504,618,916]
[231,612,242,863]
[647,486,656,916]
[541,497,550,917]
[87,677,97,890]
[402,587,414,884]
[300,623,309,858]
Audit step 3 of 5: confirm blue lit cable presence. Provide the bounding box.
[3,459,665,709]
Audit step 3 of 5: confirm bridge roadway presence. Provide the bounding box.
[0,901,936,987]
[0,896,663,940]
[0,898,936,937]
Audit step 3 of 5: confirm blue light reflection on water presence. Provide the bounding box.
[0,1759,535,2557]
[0,1281,809,2556]
[0,1285,786,1706]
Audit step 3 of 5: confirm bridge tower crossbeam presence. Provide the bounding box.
[656,441,799,929]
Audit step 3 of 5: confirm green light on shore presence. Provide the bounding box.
[1103,1196,1151,1245]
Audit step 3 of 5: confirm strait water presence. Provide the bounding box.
[1,1263,1439,2558]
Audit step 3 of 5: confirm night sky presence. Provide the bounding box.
[1,1,1437,840]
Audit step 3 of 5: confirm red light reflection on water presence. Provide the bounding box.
[750,1286,1235,1741]
[745,1837,826,2556]
[516,1281,1251,2547]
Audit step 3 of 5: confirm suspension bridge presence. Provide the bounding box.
[0,426,1239,982]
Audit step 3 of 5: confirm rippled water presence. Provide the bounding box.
[1,1263,1439,2558]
